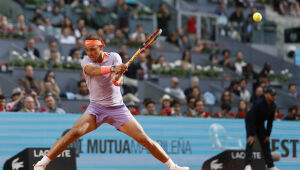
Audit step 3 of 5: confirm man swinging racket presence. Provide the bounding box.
[34,34,189,170]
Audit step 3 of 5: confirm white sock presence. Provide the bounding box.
[39,155,51,166]
[164,158,175,168]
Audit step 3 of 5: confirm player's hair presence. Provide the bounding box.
[85,34,101,41]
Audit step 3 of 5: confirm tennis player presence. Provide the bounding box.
[34,34,189,170]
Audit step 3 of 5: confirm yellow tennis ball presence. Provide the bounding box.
[253,12,262,22]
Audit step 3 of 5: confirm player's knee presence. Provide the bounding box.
[69,128,85,139]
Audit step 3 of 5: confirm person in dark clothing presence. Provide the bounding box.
[157,3,171,36]
[244,87,279,170]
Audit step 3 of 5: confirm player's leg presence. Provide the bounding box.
[118,118,189,170]
[34,114,97,170]
[258,136,279,170]
[244,136,254,170]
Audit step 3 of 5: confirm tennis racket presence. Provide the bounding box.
[112,29,163,82]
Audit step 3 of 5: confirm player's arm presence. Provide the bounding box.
[245,101,259,136]
[266,106,275,137]
[83,64,128,76]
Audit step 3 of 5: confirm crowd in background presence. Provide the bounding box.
[0,0,299,120]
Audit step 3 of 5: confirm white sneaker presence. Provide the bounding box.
[170,164,189,170]
[33,161,46,170]
[268,167,280,170]
[244,164,252,170]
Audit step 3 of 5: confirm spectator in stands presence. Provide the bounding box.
[155,55,168,68]
[130,24,146,42]
[145,49,155,65]
[209,53,219,65]
[288,83,299,99]
[44,17,59,38]
[32,7,43,19]
[102,24,115,43]
[186,15,197,41]
[6,88,25,112]
[51,5,64,27]
[72,49,82,63]
[157,3,171,36]
[215,102,233,118]
[93,7,113,28]
[221,90,233,105]
[44,95,65,114]
[236,100,248,118]
[181,50,195,71]
[43,41,61,61]
[114,29,127,44]
[69,38,85,57]
[184,76,199,97]
[40,81,60,100]
[136,53,152,80]
[227,80,240,96]
[215,2,228,17]
[234,51,247,75]
[218,49,235,70]
[284,105,298,120]
[14,14,27,35]
[82,7,94,28]
[0,95,6,112]
[118,44,127,60]
[258,62,271,79]
[159,94,172,116]
[166,32,180,47]
[19,94,40,112]
[0,15,9,33]
[59,27,76,44]
[288,0,300,16]
[127,101,141,115]
[183,96,196,116]
[195,99,210,118]
[180,36,192,51]
[62,17,74,34]
[31,15,45,41]
[171,100,181,116]
[24,38,40,58]
[74,19,85,38]
[229,4,244,25]
[48,51,61,68]
[243,15,254,42]
[75,80,89,100]
[242,63,258,81]
[144,100,157,115]
[165,77,186,102]
[193,39,203,53]
[250,86,264,103]
[190,87,203,101]
[43,70,60,98]
[79,26,88,40]
[18,65,42,95]
[117,2,130,31]
[239,78,251,102]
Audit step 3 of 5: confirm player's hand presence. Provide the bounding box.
[264,136,270,143]
[247,136,255,144]
[111,72,123,86]
[114,64,128,74]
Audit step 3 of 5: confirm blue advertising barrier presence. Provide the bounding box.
[0,112,299,170]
